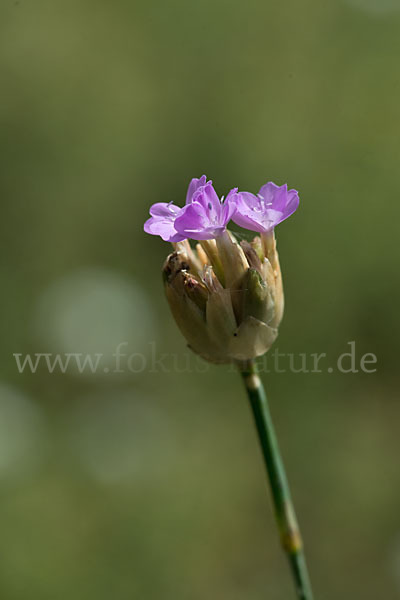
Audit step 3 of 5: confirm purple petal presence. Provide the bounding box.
[186,175,208,204]
[144,202,186,242]
[222,188,239,226]
[175,202,207,230]
[236,192,260,211]
[231,192,270,233]
[144,216,185,242]
[180,225,226,241]
[261,185,299,227]
[175,196,227,241]
[174,203,214,240]
[149,202,181,218]
[192,182,222,217]
[284,188,300,217]
[258,182,284,206]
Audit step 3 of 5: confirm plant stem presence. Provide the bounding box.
[238,360,314,600]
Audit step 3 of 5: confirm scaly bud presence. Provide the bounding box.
[241,268,275,325]
[215,230,248,290]
[261,230,284,328]
[162,232,282,364]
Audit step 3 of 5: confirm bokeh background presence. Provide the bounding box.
[1,0,400,598]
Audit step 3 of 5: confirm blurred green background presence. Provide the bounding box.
[1,0,400,598]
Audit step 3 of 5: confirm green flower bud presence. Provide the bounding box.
[261,231,284,328]
[241,268,275,325]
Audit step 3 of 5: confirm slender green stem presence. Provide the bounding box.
[238,360,314,600]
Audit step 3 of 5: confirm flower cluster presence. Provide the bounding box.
[144,176,299,364]
[144,176,299,242]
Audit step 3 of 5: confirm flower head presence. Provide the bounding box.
[174,182,238,241]
[144,175,299,363]
[232,182,299,234]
